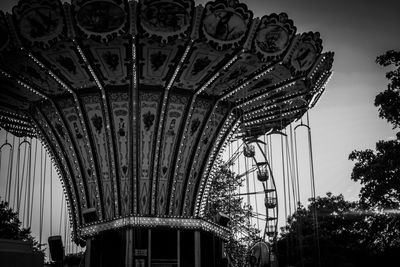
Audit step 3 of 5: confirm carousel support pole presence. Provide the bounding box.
[194,231,201,267]
[148,229,152,267]
[125,228,134,267]
[177,230,181,267]
[85,238,92,267]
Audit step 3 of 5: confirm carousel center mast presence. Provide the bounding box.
[0,0,333,266]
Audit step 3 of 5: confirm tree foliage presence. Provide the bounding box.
[204,165,260,267]
[349,50,400,209]
[277,193,400,267]
[0,199,44,255]
[375,50,400,128]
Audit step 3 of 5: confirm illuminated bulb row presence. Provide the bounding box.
[245,108,302,127]
[26,47,101,211]
[201,118,238,207]
[195,115,237,215]
[245,93,306,120]
[198,72,221,95]
[243,90,302,118]
[17,79,48,99]
[0,123,32,131]
[170,98,198,208]
[75,41,119,213]
[0,115,30,125]
[36,114,79,230]
[247,103,305,123]
[0,109,28,119]
[150,42,194,212]
[0,69,47,100]
[80,216,230,240]
[308,72,333,108]
[184,107,221,205]
[27,51,75,95]
[47,104,88,208]
[131,38,138,214]
[28,53,96,207]
[309,55,327,79]
[166,41,193,91]
[182,107,222,214]
[312,70,331,92]
[197,54,240,95]
[238,80,297,109]
[32,122,75,234]
[221,66,275,102]
[72,94,102,219]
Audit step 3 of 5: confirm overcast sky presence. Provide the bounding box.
[213,0,400,202]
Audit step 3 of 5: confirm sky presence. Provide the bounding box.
[0,0,399,253]
[250,0,400,201]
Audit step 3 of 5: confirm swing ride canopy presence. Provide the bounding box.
[0,0,333,242]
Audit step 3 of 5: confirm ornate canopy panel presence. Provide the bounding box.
[0,0,333,241]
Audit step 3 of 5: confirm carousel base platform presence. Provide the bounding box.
[85,227,225,267]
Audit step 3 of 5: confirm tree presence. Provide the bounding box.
[0,199,44,255]
[276,193,400,267]
[277,193,370,267]
[349,50,400,210]
[375,50,400,128]
[204,164,260,267]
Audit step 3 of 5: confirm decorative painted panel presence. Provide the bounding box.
[139,91,161,215]
[139,0,194,42]
[175,43,227,90]
[82,94,116,219]
[182,105,228,215]
[138,39,183,86]
[12,0,66,48]
[205,52,261,96]
[39,42,94,89]
[253,13,296,62]
[285,32,323,76]
[202,0,253,50]
[109,91,131,216]
[169,98,212,215]
[230,64,292,102]
[72,0,128,43]
[81,37,129,86]
[58,97,101,218]
[155,94,189,215]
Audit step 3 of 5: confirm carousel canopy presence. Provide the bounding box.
[0,0,333,240]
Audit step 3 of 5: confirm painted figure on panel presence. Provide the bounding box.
[142,2,189,32]
[77,2,125,33]
[203,10,246,41]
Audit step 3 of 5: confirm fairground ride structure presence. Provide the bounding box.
[0,0,333,266]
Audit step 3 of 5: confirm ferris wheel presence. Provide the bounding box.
[225,135,278,242]
[213,111,319,266]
